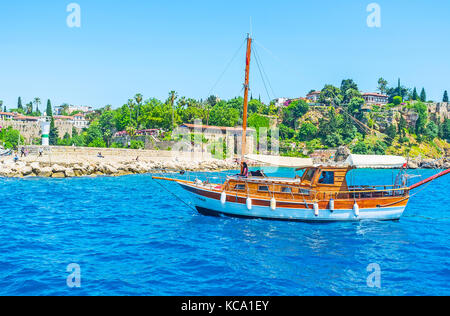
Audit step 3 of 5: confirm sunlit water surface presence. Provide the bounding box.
[0,168,448,295]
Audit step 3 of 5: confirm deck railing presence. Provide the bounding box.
[153,171,410,202]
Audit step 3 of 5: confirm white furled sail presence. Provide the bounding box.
[346,154,407,169]
[245,154,313,168]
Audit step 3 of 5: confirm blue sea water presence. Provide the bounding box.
[0,168,449,296]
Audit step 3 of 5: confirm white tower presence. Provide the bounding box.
[41,120,51,146]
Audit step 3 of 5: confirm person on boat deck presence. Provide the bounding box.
[319,171,334,184]
[239,162,249,178]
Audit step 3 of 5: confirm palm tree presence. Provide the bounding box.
[127,99,135,127]
[134,94,143,128]
[26,102,33,114]
[33,97,41,115]
[169,91,178,129]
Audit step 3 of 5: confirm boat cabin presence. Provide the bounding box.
[224,166,354,200]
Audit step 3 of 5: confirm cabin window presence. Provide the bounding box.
[234,184,246,191]
[281,187,292,193]
[318,171,335,185]
[300,188,310,195]
[258,185,269,192]
[303,169,316,182]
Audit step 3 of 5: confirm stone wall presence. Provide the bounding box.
[0,120,41,143]
[23,145,214,162]
[0,119,82,144]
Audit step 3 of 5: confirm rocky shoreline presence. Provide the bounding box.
[0,151,448,179]
[0,159,239,178]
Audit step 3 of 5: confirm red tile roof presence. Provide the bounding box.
[14,115,40,121]
[181,123,255,132]
[362,92,388,97]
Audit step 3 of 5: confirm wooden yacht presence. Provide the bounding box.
[153,34,449,222]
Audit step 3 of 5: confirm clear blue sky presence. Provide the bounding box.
[0,0,449,109]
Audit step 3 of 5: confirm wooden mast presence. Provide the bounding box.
[241,34,252,161]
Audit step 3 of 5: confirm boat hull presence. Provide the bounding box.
[180,183,407,222]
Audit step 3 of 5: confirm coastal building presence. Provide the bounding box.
[55,105,93,115]
[72,113,90,129]
[0,112,15,120]
[273,98,289,107]
[306,91,321,103]
[14,115,41,122]
[180,123,256,155]
[362,93,389,106]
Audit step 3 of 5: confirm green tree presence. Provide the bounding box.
[424,121,438,140]
[413,101,428,135]
[18,97,23,111]
[319,84,342,106]
[209,103,240,127]
[443,119,450,141]
[348,97,365,115]
[377,78,388,95]
[443,90,449,103]
[85,121,104,146]
[297,122,318,141]
[99,110,115,147]
[352,141,368,154]
[420,88,427,102]
[282,99,309,129]
[398,115,407,138]
[393,96,402,106]
[340,79,359,103]
[411,87,419,101]
[134,93,143,127]
[49,117,59,145]
[46,99,52,117]
[33,97,41,115]
[0,127,24,149]
[385,124,397,145]
[206,95,218,107]
[25,102,33,114]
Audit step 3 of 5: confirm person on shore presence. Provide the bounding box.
[97,152,105,158]
[38,147,43,157]
[20,147,25,157]
[13,152,19,163]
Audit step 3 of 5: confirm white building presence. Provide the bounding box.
[273,98,289,107]
[362,93,389,106]
[306,91,321,102]
[72,113,90,129]
[55,105,93,115]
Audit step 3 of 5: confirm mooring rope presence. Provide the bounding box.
[151,176,197,211]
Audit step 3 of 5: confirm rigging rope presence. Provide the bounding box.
[151,176,197,211]
[253,47,272,103]
[207,38,246,98]
[253,46,277,99]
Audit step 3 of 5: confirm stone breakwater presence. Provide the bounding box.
[406,158,450,169]
[0,159,238,178]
